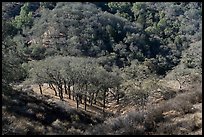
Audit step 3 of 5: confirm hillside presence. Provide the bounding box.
[2,86,103,135]
[2,71,202,135]
[2,2,202,135]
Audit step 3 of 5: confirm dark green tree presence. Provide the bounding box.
[12,3,33,29]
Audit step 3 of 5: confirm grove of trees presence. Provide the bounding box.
[26,56,123,111]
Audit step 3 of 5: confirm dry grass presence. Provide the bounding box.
[2,87,103,135]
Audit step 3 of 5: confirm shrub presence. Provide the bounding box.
[175,91,202,105]
[156,122,180,135]
[86,124,112,135]
[120,111,145,135]
[66,127,84,135]
[156,111,201,135]
[166,99,194,114]
[107,117,124,131]
[86,110,146,135]
[161,89,177,100]
[71,114,80,122]
[144,105,166,132]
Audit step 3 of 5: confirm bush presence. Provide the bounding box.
[156,122,179,135]
[86,124,112,135]
[175,91,202,105]
[66,127,84,135]
[120,111,145,135]
[86,110,146,135]
[161,89,177,100]
[144,105,166,132]
[107,117,124,131]
[157,117,201,135]
[165,99,193,114]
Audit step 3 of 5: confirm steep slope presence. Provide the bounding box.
[2,86,103,135]
[85,78,202,135]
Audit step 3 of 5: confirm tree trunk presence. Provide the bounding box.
[94,90,99,105]
[64,80,67,94]
[58,84,63,100]
[72,82,75,101]
[49,83,52,89]
[76,94,79,109]
[88,92,92,104]
[88,96,91,104]
[84,84,88,111]
[117,93,119,104]
[68,84,71,99]
[39,84,42,95]
[79,94,82,104]
[90,92,94,106]
[72,91,75,101]
[49,83,57,96]
[84,93,87,111]
[116,88,119,104]
[103,90,106,113]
